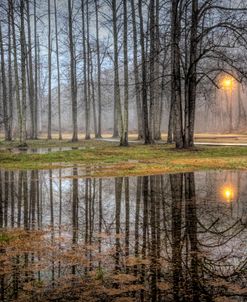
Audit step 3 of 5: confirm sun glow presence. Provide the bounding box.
[221,186,234,203]
[221,77,235,90]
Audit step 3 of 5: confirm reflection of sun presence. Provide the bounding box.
[221,186,234,202]
[221,76,235,90]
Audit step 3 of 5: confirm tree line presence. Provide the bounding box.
[1,0,247,148]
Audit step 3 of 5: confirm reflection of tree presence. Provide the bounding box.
[72,166,78,275]
[134,177,141,258]
[0,171,3,228]
[98,178,102,268]
[10,171,14,228]
[184,172,199,302]
[125,177,130,272]
[23,171,28,230]
[170,173,182,300]
[49,169,54,228]
[0,169,246,301]
[115,177,123,271]
[4,171,9,228]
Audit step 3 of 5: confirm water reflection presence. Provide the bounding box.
[0,146,87,154]
[0,169,246,301]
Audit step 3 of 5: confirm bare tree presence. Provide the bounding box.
[20,0,27,145]
[138,0,151,144]
[94,0,102,138]
[54,0,62,140]
[68,0,78,142]
[26,0,35,139]
[0,20,10,141]
[130,0,143,140]
[47,0,52,139]
[122,0,129,146]
[112,0,124,144]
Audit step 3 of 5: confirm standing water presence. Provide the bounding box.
[0,168,246,301]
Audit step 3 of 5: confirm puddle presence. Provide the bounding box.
[0,168,246,301]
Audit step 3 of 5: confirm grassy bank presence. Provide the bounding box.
[1,139,247,176]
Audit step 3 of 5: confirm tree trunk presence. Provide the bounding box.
[184,0,198,148]
[170,0,183,148]
[20,0,27,145]
[10,0,23,143]
[85,0,91,139]
[7,2,13,141]
[149,0,155,143]
[167,99,174,143]
[112,0,123,144]
[237,83,247,130]
[154,0,161,140]
[47,0,52,139]
[0,21,10,141]
[54,0,62,140]
[26,0,35,139]
[34,0,38,139]
[130,0,143,140]
[138,0,151,144]
[89,49,98,137]
[68,0,78,142]
[81,0,88,139]
[122,0,129,146]
[94,0,102,138]
[37,37,42,133]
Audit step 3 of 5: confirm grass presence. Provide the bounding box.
[0,232,12,243]
[1,138,247,177]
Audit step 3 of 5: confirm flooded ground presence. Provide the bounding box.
[0,168,246,301]
[0,146,89,154]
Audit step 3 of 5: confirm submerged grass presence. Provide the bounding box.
[1,139,247,176]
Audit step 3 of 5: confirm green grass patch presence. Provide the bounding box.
[1,140,247,176]
[0,232,13,243]
[0,140,247,176]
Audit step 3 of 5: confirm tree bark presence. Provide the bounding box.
[85,0,91,139]
[130,0,143,140]
[112,0,124,144]
[170,0,183,148]
[184,0,198,148]
[54,0,62,140]
[0,21,10,141]
[68,0,78,142]
[138,0,151,144]
[10,0,23,143]
[149,0,155,143]
[47,0,52,139]
[94,0,102,138]
[237,83,246,130]
[34,0,38,139]
[26,0,35,139]
[7,2,13,140]
[154,0,161,140]
[20,0,27,145]
[89,48,98,137]
[167,99,174,143]
[122,0,129,146]
[81,0,88,139]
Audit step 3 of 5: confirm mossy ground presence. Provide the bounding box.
[1,138,247,177]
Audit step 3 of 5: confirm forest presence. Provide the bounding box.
[0,1,247,302]
[1,0,247,148]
